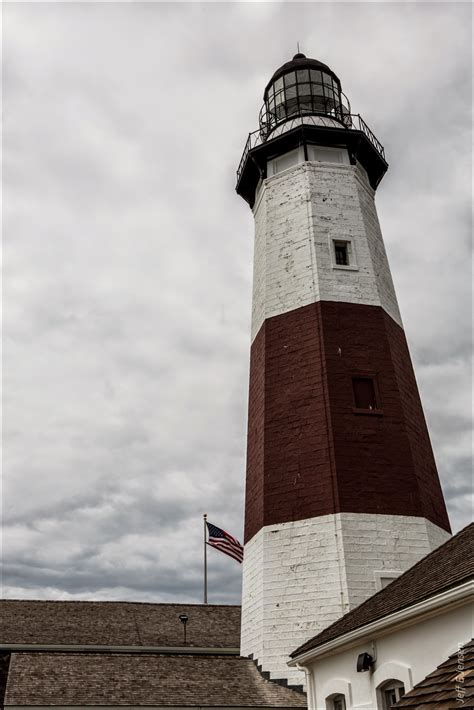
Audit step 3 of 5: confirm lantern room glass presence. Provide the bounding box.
[261,68,349,137]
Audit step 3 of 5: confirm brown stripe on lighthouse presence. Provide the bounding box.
[244,301,451,544]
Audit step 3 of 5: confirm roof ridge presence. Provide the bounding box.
[0,599,241,608]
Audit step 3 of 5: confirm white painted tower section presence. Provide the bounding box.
[251,152,402,342]
[241,514,450,687]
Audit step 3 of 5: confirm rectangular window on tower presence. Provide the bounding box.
[307,145,348,164]
[352,375,382,414]
[267,147,304,177]
[335,241,349,265]
[374,570,402,590]
[330,237,358,270]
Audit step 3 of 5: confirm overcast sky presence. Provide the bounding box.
[3,2,472,605]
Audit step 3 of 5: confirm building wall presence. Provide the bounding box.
[304,600,470,710]
[241,513,450,688]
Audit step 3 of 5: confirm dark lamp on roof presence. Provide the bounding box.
[178,613,189,644]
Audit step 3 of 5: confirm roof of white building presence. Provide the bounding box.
[393,639,474,709]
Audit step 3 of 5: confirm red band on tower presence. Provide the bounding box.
[245,301,450,543]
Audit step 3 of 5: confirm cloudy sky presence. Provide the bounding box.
[3,2,472,605]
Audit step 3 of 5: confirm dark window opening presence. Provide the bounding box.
[352,376,379,411]
[333,696,346,710]
[334,241,349,265]
[0,654,11,706]
[382,683,405,709]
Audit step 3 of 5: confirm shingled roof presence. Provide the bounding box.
[0,601,307,707]
[0,600,241,648]
[3,652,308,708]
[394,640,474,710]
[291,523,473,659]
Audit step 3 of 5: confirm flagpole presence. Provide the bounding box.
[203,513,208,605]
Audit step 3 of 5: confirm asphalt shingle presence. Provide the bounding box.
[4,653,307,707]
[0,601,241,649]
[394,640,474,709]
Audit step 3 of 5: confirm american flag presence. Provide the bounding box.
[206,522,244,564]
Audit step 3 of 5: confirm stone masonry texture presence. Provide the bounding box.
[241,514,450,687]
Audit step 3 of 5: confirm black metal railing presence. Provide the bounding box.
[355,114,385,158]
[236,112,385,185]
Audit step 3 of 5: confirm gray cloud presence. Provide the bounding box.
[3,2,471,603]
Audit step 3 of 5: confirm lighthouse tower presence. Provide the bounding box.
[236,54,451,688]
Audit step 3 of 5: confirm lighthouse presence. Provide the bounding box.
[236,54,451,688]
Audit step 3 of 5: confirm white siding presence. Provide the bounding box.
[306,602,470,710]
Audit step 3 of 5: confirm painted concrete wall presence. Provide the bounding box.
[250,161,402,343]
[305,601,470,710]
[241,513,450,688]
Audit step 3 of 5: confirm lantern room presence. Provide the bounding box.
[236,53,388,207]
[260,53,351,139]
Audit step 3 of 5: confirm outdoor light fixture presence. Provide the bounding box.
[178,613,189,644]
[356,652,374,672]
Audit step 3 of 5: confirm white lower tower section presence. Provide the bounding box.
[241,515,450,688]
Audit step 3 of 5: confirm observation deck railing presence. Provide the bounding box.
[236,112,385,185]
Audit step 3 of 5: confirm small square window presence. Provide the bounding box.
[309,146,347,164]
[334,241,349,265]
[352,376,381,413]
[382,684,405,710]
[374,570,401,590]
[329,237,357,270]
[268,147,304,177]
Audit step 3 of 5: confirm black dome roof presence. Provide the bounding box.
[264,53,340,98]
